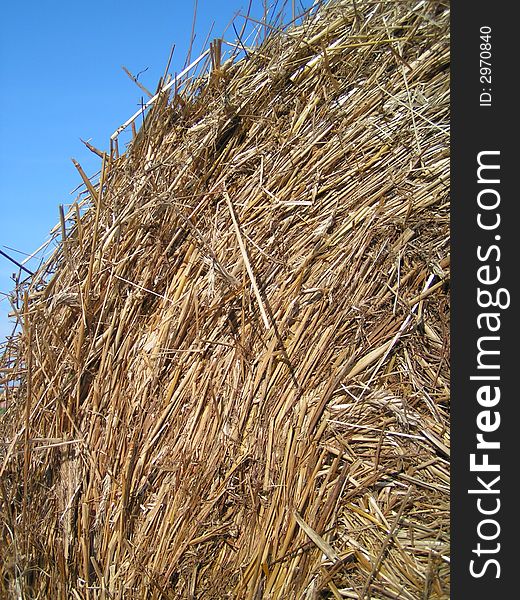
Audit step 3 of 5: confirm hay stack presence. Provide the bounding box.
[1,1,449,598]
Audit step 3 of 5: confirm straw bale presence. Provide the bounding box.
[1,1,449,598]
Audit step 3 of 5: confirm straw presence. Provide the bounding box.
[1,1,450,598]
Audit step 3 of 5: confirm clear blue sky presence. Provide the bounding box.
[0,0,309,341]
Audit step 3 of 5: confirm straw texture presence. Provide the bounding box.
[1,1,449,598]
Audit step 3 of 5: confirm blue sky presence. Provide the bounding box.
[0,0,309,341]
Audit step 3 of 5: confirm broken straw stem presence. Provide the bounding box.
[223,188,271,330]
[110,48,211,141]
[0,249,34,276]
